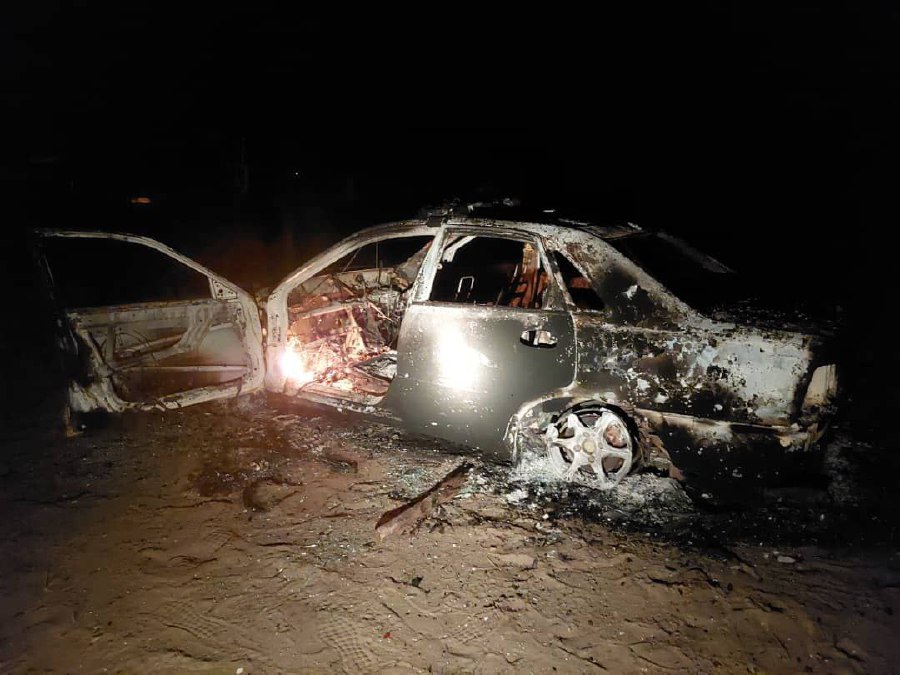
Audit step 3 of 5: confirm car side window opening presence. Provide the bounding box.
[289,235,434,310]
[321,237,433,287]
[282,234,434,404]
[562,239,675,327]
[41,238,212,308]
[552,250,605,312]
[429,235,549,310]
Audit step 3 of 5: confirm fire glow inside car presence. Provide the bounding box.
[36,217,839,492]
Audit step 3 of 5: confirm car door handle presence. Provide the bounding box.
[520,329,558,348]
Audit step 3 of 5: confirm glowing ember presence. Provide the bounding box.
[279,345,314,386]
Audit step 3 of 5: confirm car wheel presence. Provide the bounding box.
[544,406,635,489]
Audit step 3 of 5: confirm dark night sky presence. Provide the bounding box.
[2,5,899,316]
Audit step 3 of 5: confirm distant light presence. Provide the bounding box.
[130,197,152,205]
[543,208,556,214]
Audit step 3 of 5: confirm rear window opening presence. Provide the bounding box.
[607,231,839,326]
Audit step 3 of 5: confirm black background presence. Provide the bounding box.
[1,4,898,440]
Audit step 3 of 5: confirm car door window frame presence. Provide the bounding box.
[413,227,567,313]
[36,230,244,309]
[545,246,607,315]
[34,229,265,412]
[264,225,437,393]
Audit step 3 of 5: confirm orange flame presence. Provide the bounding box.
[279,344,314,386]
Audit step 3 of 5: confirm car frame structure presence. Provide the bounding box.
[35,213,840,491]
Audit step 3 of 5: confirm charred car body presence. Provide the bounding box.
[36,217,839,493]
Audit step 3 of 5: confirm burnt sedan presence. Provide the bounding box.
[36,218,839,490]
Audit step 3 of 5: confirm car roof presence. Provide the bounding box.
[376,217,645,242]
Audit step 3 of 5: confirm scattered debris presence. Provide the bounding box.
[375,462,472,539]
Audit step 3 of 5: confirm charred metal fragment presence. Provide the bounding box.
[375,462,472,539]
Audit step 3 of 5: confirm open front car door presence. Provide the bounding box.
[35,231,264,414]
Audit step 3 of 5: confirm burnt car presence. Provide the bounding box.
[35,218,839,491]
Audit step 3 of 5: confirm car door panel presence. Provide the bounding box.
[384,228,577,459]
[386,304,575,458]
[71,301,254,402]
[37,231,264,413]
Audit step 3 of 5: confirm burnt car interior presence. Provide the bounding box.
[429,235,548,309]
[284,235,433,402]
[41,237,253,402]
[282,233,554,404]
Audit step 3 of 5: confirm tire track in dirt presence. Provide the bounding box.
[317,612,382,673]
[148,598,291,671]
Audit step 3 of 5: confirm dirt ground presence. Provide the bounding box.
[1,396,899,674]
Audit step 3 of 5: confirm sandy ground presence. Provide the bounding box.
[1,397,898,674]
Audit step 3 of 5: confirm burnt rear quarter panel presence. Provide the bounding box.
[572,315,816,426]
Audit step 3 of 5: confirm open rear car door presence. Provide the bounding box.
[35,231,264,413]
